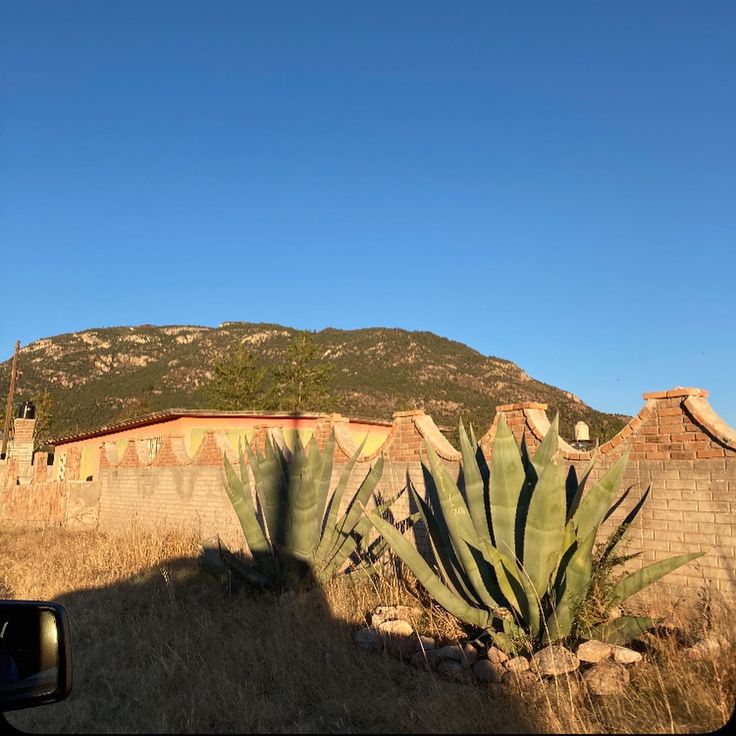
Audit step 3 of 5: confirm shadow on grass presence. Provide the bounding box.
[5,553,545,734]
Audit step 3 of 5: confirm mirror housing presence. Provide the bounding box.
[0,601,72,712]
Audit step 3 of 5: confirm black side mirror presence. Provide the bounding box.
[0,601,72,712]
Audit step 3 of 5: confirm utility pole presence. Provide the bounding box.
[1,340,20,459]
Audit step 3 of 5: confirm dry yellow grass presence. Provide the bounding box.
[1,525,733,734]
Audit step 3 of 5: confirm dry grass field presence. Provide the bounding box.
[1,524,733,734]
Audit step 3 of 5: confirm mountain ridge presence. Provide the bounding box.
[0,322,628,443]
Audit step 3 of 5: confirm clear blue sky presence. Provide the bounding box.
[1,1,734,425]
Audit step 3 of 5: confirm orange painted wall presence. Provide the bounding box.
[54,415,391,480]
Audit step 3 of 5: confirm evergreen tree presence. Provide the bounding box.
[203,345,271,410]
[32,390,55,450]
[272,331,334,412]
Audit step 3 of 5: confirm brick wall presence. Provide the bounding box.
[477,387,736,602]
[1,386,734,602]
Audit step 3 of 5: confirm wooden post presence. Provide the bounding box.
[1,340,20,458]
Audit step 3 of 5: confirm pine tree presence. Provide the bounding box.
[203,345,271,411]
[32,390,55,450]
[272,331,334,412]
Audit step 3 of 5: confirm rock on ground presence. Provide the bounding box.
[577,640,613,664]
[436,659,468,682]
[612,645,642,664]
[433,644,478,668]
[505,656,530,672]
[473,659,505,684]
[583,660,630,696]
[531,645,579,677]
[502,669,539,690]
[377,619,416,658]
[486,646,509,666]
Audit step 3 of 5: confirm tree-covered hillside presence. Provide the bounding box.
[0,323,628,442]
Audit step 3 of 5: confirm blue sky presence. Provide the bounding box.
[1,1,734,425]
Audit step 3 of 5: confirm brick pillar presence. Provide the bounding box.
[11,417,35,462]
[11,417,36,481]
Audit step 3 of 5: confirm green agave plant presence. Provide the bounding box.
[201,430,399,592]
[365,416,704,652]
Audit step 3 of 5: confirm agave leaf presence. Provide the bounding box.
[349,478,403,541]
[586,616,657,645]
[599,486,651,565]
[313,435,368,564]
[573,453,629,541]
[364,510,491,629]
[611,552,705,605]
[322,532,359,579]
[488,630,518,656]
[305,434,325,509]
[324,459,384,575]
[245,441,285,547]
[285,434,321,561]
[550,520,578,594]
[603,485,632,524]
[565,452,596,521]
[458,420,489,541]
[216,538,271,590]
[338,456,385,538]
[223,455,271,558]
[522,441,566,596]
[500,555,541,637]
[560,528,596,613]
[315,431,336,522]
[532,413,560,476]
[425,443,502,609]
[470,424,492,498]
[411,483,481,606]
[543,577,572,644]
[464,541,511,611]
[469,537,528,620]
[488,416,525,560]
[425,443,479,546]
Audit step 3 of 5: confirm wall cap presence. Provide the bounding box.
[496,402,548,411]
[642,387,708,400]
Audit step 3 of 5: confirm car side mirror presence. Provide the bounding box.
[0,601,72,712]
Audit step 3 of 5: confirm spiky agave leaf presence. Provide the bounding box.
[488,415,524,560]
[585,616,657,645]
[424,443,506,611]
[321,456,385,577]
[521,430,567,596]
[610,551,705,605]
[222,453,276,578]
[598,486,651,565]
[410,483,481,605]
[458,420,489,542]
[285,434,322,561]
[313,434,369,566]
[572,453,628,541]
[365,509,491,630]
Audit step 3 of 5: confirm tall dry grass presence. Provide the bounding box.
[1,524,733,733]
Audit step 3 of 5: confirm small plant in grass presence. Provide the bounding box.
[364,415,704,653]
[201,430,403,593]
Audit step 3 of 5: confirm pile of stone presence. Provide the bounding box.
[354,606,644,697]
